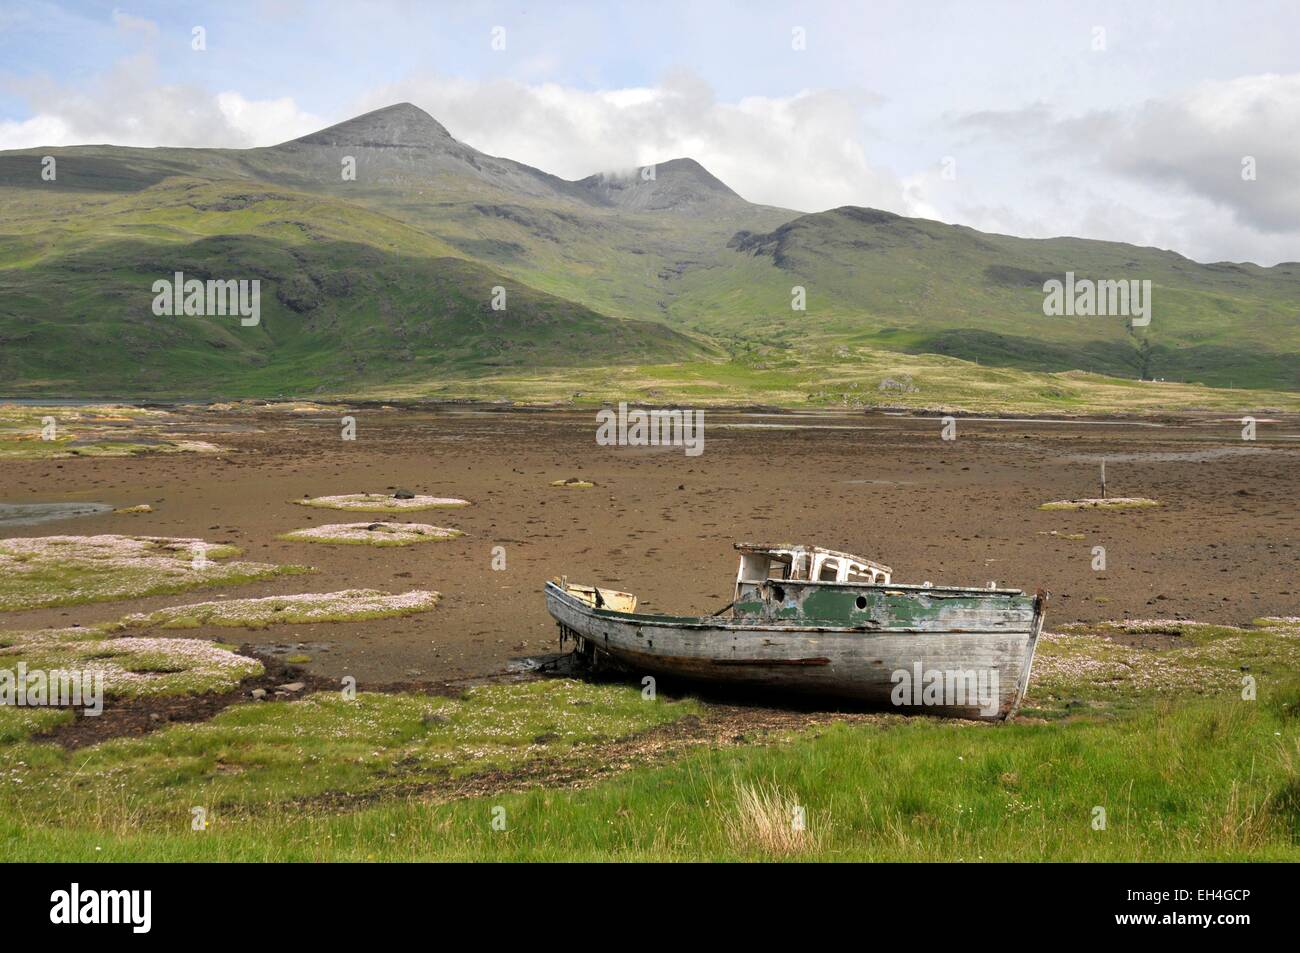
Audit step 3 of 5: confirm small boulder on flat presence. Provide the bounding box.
[278,681,305,693]
[394,488,415,499]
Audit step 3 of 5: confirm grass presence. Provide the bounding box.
[1,689,1296,860]
[351,352,1300,415]
[0,534,309,611]
[1025,620,1300,717]
[0,680,700,852]
[1,619,1298,860]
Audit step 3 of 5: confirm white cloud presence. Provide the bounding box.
[2,48,1296,264]
[111,9,159,40]
[932,74,1300,263]
[1106,73,1300,235]
[354,72,911,214]
[0,54,322,151]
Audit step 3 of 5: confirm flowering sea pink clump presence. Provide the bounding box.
[0,534,302,611]
[113,589,439,629]
[279,522,462,546]
[1,632,262,697]
[296,493,470,512]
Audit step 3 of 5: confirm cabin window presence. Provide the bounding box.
[767,560,791,580]
[818,558,839,581]
[738,553,771,583]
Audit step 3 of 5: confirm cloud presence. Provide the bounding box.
[111,9,159,40]
[2,44,1296,264]
[1105,73,1300,235]
[354,72,908,214]
[0,53,322,150]
[940,74,1300,262]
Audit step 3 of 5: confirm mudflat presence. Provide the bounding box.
[1,406,1296,686]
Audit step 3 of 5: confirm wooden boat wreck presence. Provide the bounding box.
[544,543,1046,721]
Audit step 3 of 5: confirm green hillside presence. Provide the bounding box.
[1,103,1296,406]
[0,179,707,397]
[670,208,1300,391]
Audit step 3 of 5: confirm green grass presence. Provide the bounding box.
[2,620,1298,860]
[1,689,1296,860]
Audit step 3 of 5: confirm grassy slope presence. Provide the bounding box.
[0,178,709,397]
[672,209,1300,392]
[1,140,1297,406]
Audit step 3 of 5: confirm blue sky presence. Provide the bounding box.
[2,1,1298,263]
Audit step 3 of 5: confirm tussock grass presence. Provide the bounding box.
[729,781,818,855]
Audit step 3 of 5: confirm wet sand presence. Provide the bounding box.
[1,407,1296,685]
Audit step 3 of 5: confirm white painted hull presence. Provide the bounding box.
[545,581,1044,721]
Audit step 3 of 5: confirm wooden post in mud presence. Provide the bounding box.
[1100,459,1107,499]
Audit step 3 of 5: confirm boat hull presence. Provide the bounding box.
[544,581,1045,721]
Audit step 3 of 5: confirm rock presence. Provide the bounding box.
[251,688,268,699]
[278,682,305,693]
[394,488,415,499]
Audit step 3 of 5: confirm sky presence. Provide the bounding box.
[1,0,1297,264]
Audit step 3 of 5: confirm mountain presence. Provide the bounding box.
[576,158,747,214]
[0,102,1296,402]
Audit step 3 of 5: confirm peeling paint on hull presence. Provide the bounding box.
[545,581,1045,721]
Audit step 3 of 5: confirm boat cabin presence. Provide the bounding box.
[734,543,890,594]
